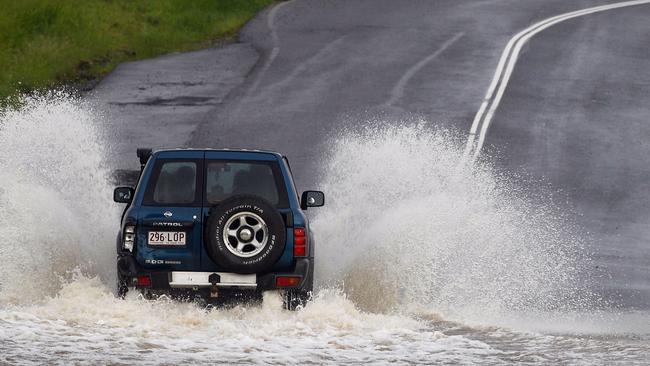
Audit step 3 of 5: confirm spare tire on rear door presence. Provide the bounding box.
[205,195,286,273]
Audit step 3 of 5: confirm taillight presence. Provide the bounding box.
[136,275,151,287]
[293,227,307,257]
[276,276,301,287]
[123,225,135,252]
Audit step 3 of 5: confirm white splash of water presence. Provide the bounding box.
[0,93,118,304]
[0,98,647,364]
[312,123,598,323]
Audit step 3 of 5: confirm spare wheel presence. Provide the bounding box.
[205,195,286,273]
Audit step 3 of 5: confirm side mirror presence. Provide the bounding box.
[114,187,134,203]
[300,191,325,210]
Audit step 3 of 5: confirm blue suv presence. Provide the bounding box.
[113,148,324,310]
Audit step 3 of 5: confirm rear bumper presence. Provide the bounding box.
[117,255,312,292]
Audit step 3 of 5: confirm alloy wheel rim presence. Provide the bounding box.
[222,212,269,258]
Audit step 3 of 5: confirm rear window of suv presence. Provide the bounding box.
[206,160,288,207]
[142,158,288,207]
[143,160,199,206]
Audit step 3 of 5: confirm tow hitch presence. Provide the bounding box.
[209,273,221,298]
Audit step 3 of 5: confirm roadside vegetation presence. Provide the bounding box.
[0,0,273,105]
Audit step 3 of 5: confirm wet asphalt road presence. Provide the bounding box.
[92,0,650,308]
[486,3,650,307]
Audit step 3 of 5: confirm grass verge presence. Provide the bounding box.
[0,0,274,105]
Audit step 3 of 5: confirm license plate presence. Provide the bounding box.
[148,231,186,246]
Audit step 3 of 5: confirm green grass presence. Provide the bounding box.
[0,0,274,103]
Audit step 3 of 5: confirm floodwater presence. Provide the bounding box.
[0,96,648,365]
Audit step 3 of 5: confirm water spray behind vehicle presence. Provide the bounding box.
[0,94,117,304]
[312,123,599,324]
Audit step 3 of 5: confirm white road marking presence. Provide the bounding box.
[232,1,293,117]
[385,32,465,107]
[246,1,292,96]
[263,36,348,95]
[465,0,650,161]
